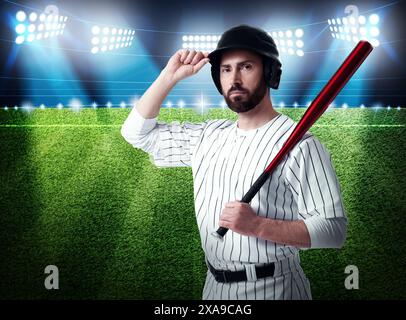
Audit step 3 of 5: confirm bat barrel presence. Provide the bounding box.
[264,40,373,174]
[213,41,373,240]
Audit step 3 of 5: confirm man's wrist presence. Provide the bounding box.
[158,68,178,89]
[255,216,273,240]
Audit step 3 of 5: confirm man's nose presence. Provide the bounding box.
[231,69,242,83]
[230,70,242,89]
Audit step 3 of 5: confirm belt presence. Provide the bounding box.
[208,261,275,283]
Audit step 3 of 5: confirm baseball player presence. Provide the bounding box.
[121,25,348,300]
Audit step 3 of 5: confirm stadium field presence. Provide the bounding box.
[0,108,405,299]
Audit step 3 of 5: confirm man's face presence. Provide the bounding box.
[220,49,267,113]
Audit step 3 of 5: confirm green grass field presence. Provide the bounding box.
[0,108,405,300]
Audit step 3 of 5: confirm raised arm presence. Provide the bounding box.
[135,50,210,119]
[121,50,211,168]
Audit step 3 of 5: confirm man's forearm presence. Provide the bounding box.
[129,50,209,119]
[256,217,311,248]
[136,70,177,119]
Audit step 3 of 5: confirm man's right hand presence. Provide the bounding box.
[162,50,210,84]
[125,50,210,120]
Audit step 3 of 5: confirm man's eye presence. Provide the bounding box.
[221,68,230,73]
[243,64,252,70]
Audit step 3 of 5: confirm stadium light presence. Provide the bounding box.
[106,101,112,108]
[178,100,185,108]
[14,10,68,45]
[181,34,220,52]
[120,101,126,108]
[16,11,26,22]
[21,102,34,113]
[91,25,135,54]
[196,94,207,115]
[69,99,82,112]
[166,101,173,108]
[397,106,401,111]
[270,28,305,57]
[369,14,379,25]
[328,13,381,47]
[220,100,227,109]
[181,29,304,56]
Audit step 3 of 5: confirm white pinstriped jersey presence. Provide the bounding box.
[121,108,347,275]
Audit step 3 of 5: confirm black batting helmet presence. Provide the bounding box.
[208,24,282,94]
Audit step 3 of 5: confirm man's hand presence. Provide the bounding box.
[219,201,263,237]
[162,50,210,84]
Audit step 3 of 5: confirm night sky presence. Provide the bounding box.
[0,0,405,107]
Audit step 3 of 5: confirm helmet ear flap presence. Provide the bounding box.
[271,67,282,89]
[211,63,223,94]
[263,58,282,90]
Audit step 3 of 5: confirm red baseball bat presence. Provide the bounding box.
[213,40,373,240]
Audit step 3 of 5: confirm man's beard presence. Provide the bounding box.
[224,81,267,113]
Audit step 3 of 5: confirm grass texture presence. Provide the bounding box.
[0,108,405,300]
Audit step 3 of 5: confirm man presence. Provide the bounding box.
[121,25,347,300]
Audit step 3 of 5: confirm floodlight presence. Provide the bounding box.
[181,34,220,52]
[271,28,306,56]
[370,27,379,37]
[15,36,24,44]
[369,14,379,25]
[15,10,68,45]
[29,12,37,22]
[328,12,380,47]
[16,11,26,22]
[295,28,304,38]
[15,24,25,34]
[178,100,185,108]
[91,25,135,53]
[92,26,100,34]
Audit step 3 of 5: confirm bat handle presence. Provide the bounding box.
[211,227,228,240]
[212,172,271,240]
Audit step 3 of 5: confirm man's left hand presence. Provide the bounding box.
[219,201,263,237]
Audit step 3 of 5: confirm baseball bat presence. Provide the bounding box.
[212,40,373,240]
